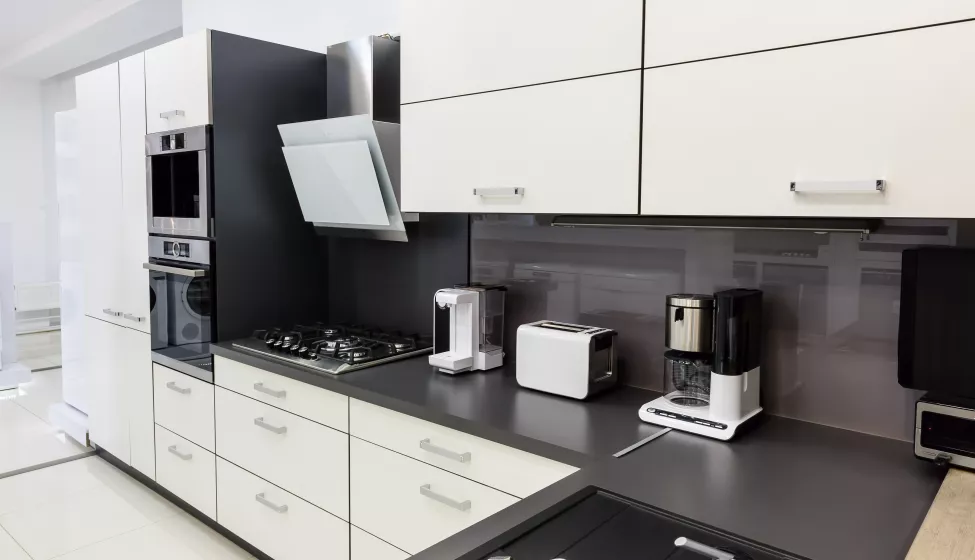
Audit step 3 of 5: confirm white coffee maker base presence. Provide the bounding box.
[638,394,762,441]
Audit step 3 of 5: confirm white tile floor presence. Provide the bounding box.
[0,457,254,560]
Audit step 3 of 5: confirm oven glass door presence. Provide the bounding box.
[149,262,213,381]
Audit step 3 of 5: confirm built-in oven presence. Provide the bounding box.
[146,125,212,238]
[144,236,215,382]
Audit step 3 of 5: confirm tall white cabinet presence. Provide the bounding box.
[75,53,154,479]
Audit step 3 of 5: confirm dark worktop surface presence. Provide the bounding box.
[211,342,945,560]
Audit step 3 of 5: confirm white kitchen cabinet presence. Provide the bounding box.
[402,71,641,214]
[153,364,215,451]
[144,30,211,133]
[352,526,409,560]
[350,437,518,555]
[155,425,216,519]
[402,0,643,103]
[86,316,153,477]
[644,0,975,67]
[118,53,150,332]
[76,63,124,326]
[642,21,975,218]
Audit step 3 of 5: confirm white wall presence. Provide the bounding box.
[182,0,400,53]
[0,78,49,286]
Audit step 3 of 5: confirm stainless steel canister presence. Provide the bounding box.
[664,294,714,353]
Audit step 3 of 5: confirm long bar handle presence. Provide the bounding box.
[160,110,185,119]
[143,262,207,277]
[420,438,471,464]
[165,381,191,395]
[123,313,145,323]
[790,180,885,193]
[102,308,122,317]
[254,417,287,435]
[254,382,286,399]
[473,187,524,198]
[255,492,288,513]
[167,445,193,460]
[674,537,737,560]
[420,484,471,512]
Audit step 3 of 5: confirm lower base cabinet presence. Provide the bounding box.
[352,527,410,560]
[155,425,216,519]
[350,437,519,554]
[216,458,350,560]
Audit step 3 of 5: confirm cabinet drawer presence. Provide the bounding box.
[217,458,349,560]
[403,0,643,103]
[645,0,975,67]
[401,71,641,214]
[351,438,518,554]
[352,527,409,560]
[351,399,576,499]
[153,364,215,451]
[155,425,216,519]
[643,21,975,219]
[215,387,349,519]
[214,355,348,432]
[144,30,211,133]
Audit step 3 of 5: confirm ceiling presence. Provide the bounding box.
[0,0,106,61]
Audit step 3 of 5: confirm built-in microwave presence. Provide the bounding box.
[146,125,212,238]
[144,236,215,382]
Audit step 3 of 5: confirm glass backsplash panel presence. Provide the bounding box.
[471,215,967,441]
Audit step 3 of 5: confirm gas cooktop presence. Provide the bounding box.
[232,324,433,375]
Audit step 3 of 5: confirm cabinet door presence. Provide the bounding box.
[352,527,409,560]
[402,71,641,214]
[121,327,154,479]
[86,317,129,463]
[119,53,150,333]
[645,0,975,67]
[145,31,211,133]
[76,63,124,325]
[403,0,643,103]
[642,21,975,218]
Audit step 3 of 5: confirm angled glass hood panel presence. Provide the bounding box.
[282,141,391,226]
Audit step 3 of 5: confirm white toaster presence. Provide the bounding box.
[516,321,618,400]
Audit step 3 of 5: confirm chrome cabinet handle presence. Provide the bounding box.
[160,109,185,119]
[420,484,471,512]
[674,537,736,560]
[253,382,286,399]
[473,187,524,198]
[123,313,145,323]
[790,180,885,193]
[165,381,191,395]
[255,492,288,513]
[167,445,193,460]
[143,262,207,277]
[102,308,121,317]
[420,438,471,464]
[254,417,287,435]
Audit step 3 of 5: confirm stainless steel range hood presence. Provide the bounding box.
[279,35,414,242]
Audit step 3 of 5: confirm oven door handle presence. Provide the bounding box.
[143,262,207,277]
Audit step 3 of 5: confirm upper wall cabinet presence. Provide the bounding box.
[145,30,211,133]
[644,0,975,67]
[641,21,975,218]
[402,71,641,214]
[402,0,644,103]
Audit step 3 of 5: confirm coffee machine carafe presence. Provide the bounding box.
[640,289,763,440]
[429,284,506,374]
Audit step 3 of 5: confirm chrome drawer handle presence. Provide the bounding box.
[123,313,145,323]
[419,438,471,464]
[420,484,471,512]
[102,308,121,317]
[160,109,185,119]
[167,445,192,461]
[253,382,286,399]
[473,187,524,198]
[165,381,191,395]
[674,537,736,560]
[255,492,288,513]
[790,179,885,193]
[254,417,287,435]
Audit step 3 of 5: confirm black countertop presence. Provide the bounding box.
[211,342,945,560]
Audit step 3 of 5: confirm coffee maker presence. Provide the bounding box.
[639,289,763,440]
[429,284,506,374]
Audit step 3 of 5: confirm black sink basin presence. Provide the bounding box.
[485,491,804,560]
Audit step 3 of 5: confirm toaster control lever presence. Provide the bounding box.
[934,453,952,467]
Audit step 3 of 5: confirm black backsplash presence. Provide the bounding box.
[471,214,972,441]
